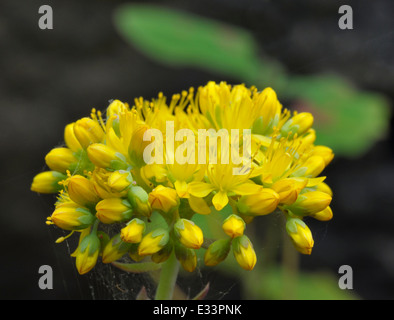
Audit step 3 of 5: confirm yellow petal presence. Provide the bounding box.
[212,191,229,211]
[188,181,215,198]
[230,182,263,195]
[174,180,190,198]
[188,196,211,215]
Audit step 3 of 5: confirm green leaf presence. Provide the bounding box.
[283,74,390,157]
[113,4,390,158]
[192,282,210,300]
[113,4,279,82]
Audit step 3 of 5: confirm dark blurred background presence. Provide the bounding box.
[1,0,394,300]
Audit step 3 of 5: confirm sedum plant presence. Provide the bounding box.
[31,81,333,299]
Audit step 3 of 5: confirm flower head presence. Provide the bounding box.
[33,81,334,275]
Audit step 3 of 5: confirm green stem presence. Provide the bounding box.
[154,251,180,300]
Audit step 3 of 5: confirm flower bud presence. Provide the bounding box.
[106,99,127,119]
[309,206,333,221]
[151,242,173,264]
[102,233,132,263]
[232,235,257,271]
[222,215,245,238]
[128,185,152,217]
[74,232,101,275]
[252,87,281,135]
[73,117,105,149]
[291,156,325,178]
[316,182,333,196]
[237,188,279,216]
[64,123,82,152]
[50,202,95,231]
[175,244,197,272]
[204,239,231,267]
[128,243,145,262]
[45,148,77,173]
[31,171,66,194]
[120,218,146,243]
[148,185,179,213]
[271,178,307,205]
[301,128,316,146]
[174,219,204,249]
[286,218,314,255]
[108,170,133,192]
[312,145,334,166]
[67,175,100,207]
[138,229,169,256]
[95,198,133,224]
[87,143,128,170]
[280,112,314,137]
[285,191,332,217]
[129,124,151,167]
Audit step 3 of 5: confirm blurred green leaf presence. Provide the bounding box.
[283,74,391,157]
[113,4,282,83]
[113,3,390,157]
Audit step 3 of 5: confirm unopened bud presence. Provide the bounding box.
[204,239,231,267]
[286,218,314,255]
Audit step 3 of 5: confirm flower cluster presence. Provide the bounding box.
[31,81,333,275]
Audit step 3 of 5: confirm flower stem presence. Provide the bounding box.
[281,217,299,300]
[154,251,180,300]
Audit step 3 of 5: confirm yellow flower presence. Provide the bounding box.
[271,178,307,205]
[108,170,133,192]
[151,242,173,264]
[106,99,129,119]
[91,168,126,199]
[45,148,77,173]
[129,124,152,167]
[32,81,335,274]
[312,145,334,166]
[285,191,332,217]
[237,188,280,216]
[148,185,179,213]
[95,198,133,224]
[291,155,326,178]
[138,229,169,256]
[286,218,314,255]
[310,206,333,221]
[64,123,82,152]
[49,201,95,231]
[222,215,245,238]
[204,239,231,267]
[280,112,314,137]
[120,218,146,243]
[73,117,105,149]
[31,171,66,194]
[102,233,132,263]
[189,163,263,212]
[198,81,263,131]
[87,143,127,170]
[252,87,282,135]
[74,232,101,275]
[316,181,333,196]
[67,175,100,207]
[128,185,152,217]
[175,244,197,272]
[174,219,204,249]
[232,235,257,271]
